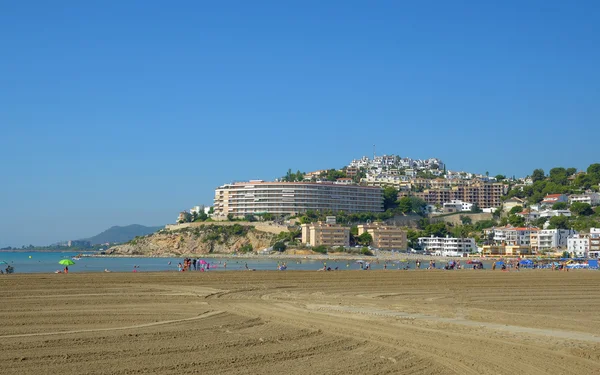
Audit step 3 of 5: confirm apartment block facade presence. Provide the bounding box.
[301,222,350,247]
[214,181,383,218]
[357,224,407,250]
[530,229,577,253]
[590,228,600,258]
[567,234,589,258]
[417,235,476,257]
[411,181,506,208]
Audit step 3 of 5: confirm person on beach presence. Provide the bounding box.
[492,262,496,271]
[224,262,227,269]
[64,266,69,274]
[178,263,183,272]
[192,259,197,271]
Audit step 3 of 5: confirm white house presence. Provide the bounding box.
[533,229,577,252]
[418,235,477,257]
[516,209,540,221]
[567,234,589,258]
[442,200,473,213]
[569,193,600,206]
[485,226,538,246]
[539,210,571,218]
[503,197,525,212]
[541,194,568,205]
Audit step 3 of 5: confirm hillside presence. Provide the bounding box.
[106,224,277,256]
[84,224,163,245]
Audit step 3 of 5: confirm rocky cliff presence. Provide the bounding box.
[106,224,277,256]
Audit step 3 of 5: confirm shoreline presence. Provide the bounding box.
[85,252,543,262]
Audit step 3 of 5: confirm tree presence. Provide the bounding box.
[566,168,577,176]
[244,214,257,222]
[227,213,235,221]
[508,215,525,227]
[509,205,523,215]
[570,202,594,216]
[208,206,214,215]
[495,175,506,181]
[470,203,482,213]
[548,215,569,230]
[460,215,472,225]
[552,202,567,210]
[409,197,427,214]
[273,242,286,252]
[587,163,600,183]
[549,167,568,185]
[397,196,412,214]
[532,169,545,182]
[178,212,192,223]
[534,217,548,227]
[195,211,208,222]
[383,187,399,210]
[425,222,448,237]
[357,232,373,246]
[406,229,421,249]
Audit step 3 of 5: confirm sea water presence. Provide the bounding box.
[0,251,494,273]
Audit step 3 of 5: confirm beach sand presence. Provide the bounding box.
[1,271,600,374]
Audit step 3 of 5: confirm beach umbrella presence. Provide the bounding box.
[59,259,75,266]
[0,261,7,265]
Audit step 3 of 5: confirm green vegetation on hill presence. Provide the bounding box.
[505,164,600,204]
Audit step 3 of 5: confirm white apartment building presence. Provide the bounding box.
[532,229,577,252]
[214,181,383,218]
[539,210,571,218]
[485,226,538,246]
[418,235,476,257]
[569,193,600,206]
[567,234,589,258]
[442,200,473,213]
[590,228,600,258]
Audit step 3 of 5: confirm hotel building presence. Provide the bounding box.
[301,222,350,247]
[214,181,383,218]
[357,223,407,250]
[417,235,476,257]
[411,181,506,208]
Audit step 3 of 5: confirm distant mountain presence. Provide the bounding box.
[83,224,163,245]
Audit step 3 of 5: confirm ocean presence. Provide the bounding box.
[0,251,494,273]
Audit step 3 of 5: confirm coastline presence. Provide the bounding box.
[87,252,506,262]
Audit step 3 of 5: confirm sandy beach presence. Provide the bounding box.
[2,270,600,374]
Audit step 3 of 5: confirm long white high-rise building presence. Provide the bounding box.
[213,181,383,218]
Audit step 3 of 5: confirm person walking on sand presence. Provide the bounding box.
[178,263,183,272]
[492,262,496,271]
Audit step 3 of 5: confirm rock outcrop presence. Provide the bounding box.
[106,224,277,256]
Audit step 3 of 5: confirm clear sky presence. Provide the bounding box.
[1,1,599,247]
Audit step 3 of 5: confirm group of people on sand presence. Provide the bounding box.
[176,258,224,272]
[1,265,14,274]
[414,259,438,270]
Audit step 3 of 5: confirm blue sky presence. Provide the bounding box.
[1,1,599,246]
